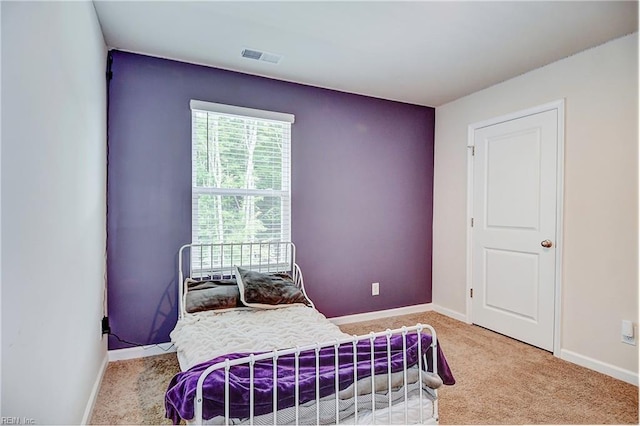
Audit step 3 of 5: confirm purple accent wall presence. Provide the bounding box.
[107,50,435,349]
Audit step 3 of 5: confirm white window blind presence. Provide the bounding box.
[191,100,292,246]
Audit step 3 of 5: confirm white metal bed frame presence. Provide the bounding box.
[178,241,314,318]
[175,242,440,425]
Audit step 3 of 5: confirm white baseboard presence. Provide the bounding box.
[108,342,176,362]
[81,351,109,425]
[329,303,433,326]
[560,349,638,386]
[431,304,468,323]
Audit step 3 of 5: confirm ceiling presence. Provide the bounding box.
[93,1,638,107]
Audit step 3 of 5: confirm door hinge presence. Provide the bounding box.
[470,288,473,298]
[471,218,474,227]
[468,145,475,156]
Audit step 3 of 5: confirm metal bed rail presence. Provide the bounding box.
[193,324,439,425]
[178,242,312,317]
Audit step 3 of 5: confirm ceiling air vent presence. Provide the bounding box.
[260,53,281,64]
[241,49,263,60]
[241,48,282,64]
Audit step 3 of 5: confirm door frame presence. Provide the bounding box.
[465,99,565,357]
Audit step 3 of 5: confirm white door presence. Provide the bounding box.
[471,108,559,352]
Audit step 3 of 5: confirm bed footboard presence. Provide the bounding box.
[166,324,450,425]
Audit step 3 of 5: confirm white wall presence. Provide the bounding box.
[0,1,3,416]
[1,2,107,423]
[433,33,638,379]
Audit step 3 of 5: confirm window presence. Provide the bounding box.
[190,100,293,245]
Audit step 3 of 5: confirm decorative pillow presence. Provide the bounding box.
[235,267,311,309]
[184,278,244,313]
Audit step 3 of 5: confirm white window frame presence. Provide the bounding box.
[190,100,294,245]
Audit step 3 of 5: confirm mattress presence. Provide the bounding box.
[171,305,349,371]
[170,305,439,425]
[197,387,437,425]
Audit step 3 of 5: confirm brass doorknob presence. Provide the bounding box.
[541,239,553,248]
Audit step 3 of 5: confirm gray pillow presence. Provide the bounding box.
[184,279,243,313]
[235,267,311,309]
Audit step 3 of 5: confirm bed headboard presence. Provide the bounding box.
[177,241,310,317]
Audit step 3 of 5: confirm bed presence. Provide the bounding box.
[165,242,455,425]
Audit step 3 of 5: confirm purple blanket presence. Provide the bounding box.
[165,333,454,424]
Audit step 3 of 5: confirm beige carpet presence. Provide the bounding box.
[90,311,638,425]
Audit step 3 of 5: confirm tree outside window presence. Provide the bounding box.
[191,108,291,252]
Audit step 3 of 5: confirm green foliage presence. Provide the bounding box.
[192,111,289,243]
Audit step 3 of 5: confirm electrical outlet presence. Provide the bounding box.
[371,282,380,296]
[101,316,111,335]
[622,320,636,345]
[622,335,636,345]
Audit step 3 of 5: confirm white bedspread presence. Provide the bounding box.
[172,305,438,425]
[171,306,349,371]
